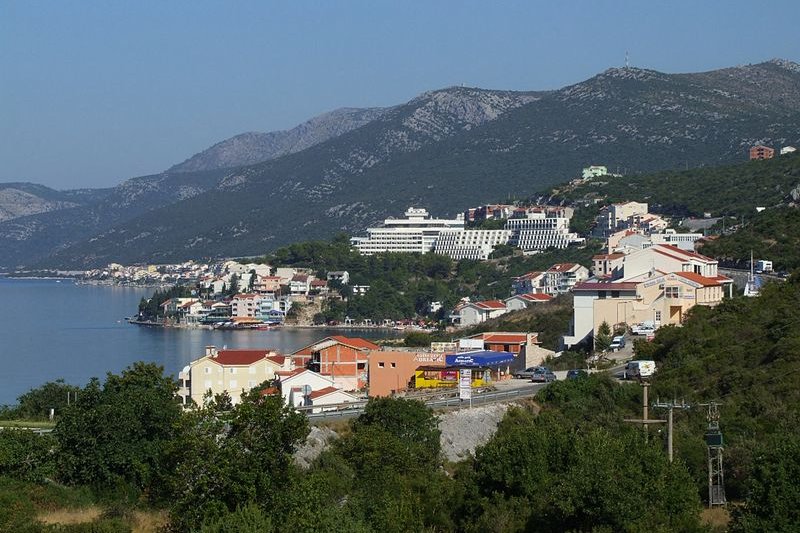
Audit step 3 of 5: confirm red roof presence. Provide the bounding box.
[473,300,507,310]
[266,355,286,366]
[547,263,578,273]
[212,349,276,366]
[276,368,308,378]
[481,333,529,344]
[673,272,723,287]
[328,336,380,350]
[518,293,553,302]
[574,281,639,291]
[308,386,342,400]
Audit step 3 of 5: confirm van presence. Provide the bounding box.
[623,360,656,380]
[609,335,626,351]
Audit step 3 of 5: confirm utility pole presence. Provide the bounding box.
[699,401,726,508]
[624,380,665,438]
[652,398,691,462]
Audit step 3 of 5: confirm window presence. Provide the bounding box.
[391,362,396,368]
[230,368,236,374]
[204,367,211,374]
[598,291,606,299]
[611,291,620,298]
[249,366,256,374]
[665,286,680,298]
[378,362,385,368]
[230,380,237,389]
[655,311,662,322]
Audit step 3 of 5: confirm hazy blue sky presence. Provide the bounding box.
[2,0,799,189]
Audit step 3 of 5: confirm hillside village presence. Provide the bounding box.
[84,150,796,421]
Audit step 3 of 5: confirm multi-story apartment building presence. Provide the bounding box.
[750,145,775,160]
[563,245,733,347]
[291,336,380,391]
[178,346,291,406]
[542,263,590,294]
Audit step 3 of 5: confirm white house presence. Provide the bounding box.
[454,300,509,327]
[511,271,546,295]
[277,368,359,412]
[505,293,553,311]
[542,263,590,295]
[305,387,360,413]
[327,271,350,285]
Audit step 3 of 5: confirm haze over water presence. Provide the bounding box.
[0,278,396,406]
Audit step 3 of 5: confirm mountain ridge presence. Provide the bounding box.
[3,59,800,269]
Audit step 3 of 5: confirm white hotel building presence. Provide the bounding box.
[352,206,583,259]
[350,207,465,254]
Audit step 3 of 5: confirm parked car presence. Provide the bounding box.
[514,367,541,379]
[609,335,626,351]
[566,369,588,380]
[631,321,656,335]
[530,367,557,383]
[622,360,657,380]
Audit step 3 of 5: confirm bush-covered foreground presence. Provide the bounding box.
[4,276,800,531]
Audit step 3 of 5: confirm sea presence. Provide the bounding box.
[0,278,398,406]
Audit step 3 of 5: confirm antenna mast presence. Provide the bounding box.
[625,51,630,69]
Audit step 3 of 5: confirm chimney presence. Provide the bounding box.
[206,345,217,358]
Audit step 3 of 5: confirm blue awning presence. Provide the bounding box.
[445,350,515,367]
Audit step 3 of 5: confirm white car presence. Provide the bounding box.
[631,322,656,335]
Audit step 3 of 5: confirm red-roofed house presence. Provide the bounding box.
[563,266,731,348]
[178,346,292,406]
[290,336,380,391]
[511,271,546,295]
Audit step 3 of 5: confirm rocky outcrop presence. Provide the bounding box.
[169,107,388,173]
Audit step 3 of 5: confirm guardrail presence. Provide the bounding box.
[305,384,545,423]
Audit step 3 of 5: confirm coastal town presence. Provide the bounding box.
[69,155,786,419]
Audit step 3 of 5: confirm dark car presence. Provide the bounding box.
[566,369,588,380]
[530,367,557,383]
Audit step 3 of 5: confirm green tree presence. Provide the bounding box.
[9,379,80,420]
[55,362,182,493]
[729,432,800,533]
[595,320,612,352]
[0,430,57,482]
[167,391,308,530]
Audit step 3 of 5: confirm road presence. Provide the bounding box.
[306,382,548,423]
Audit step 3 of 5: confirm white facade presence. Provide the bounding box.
[505,212,583,251]
[352,207,465,255]
[434,229,512,260]
[649,230,703,251]
[582,165,608,179]
[278,369,337,407]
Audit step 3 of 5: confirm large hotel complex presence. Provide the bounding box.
[351,206,583,260]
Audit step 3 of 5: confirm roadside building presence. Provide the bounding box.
[368,350,446,397]
[291,336,380,391]
[178,346,290,406]
[230,293,263,318]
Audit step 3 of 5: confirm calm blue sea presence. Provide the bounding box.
[0,278,396,406]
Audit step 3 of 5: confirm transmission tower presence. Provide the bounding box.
[700,401,726,507]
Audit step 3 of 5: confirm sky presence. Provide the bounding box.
[2,0,799,189]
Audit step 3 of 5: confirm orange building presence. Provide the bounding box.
[749,145,775,160]
[291,336,379,391]
[367,350,446,397]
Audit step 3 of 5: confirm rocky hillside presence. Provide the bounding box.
[4,59,800,269]
[0,183,110,223]
[168,107,389,173]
